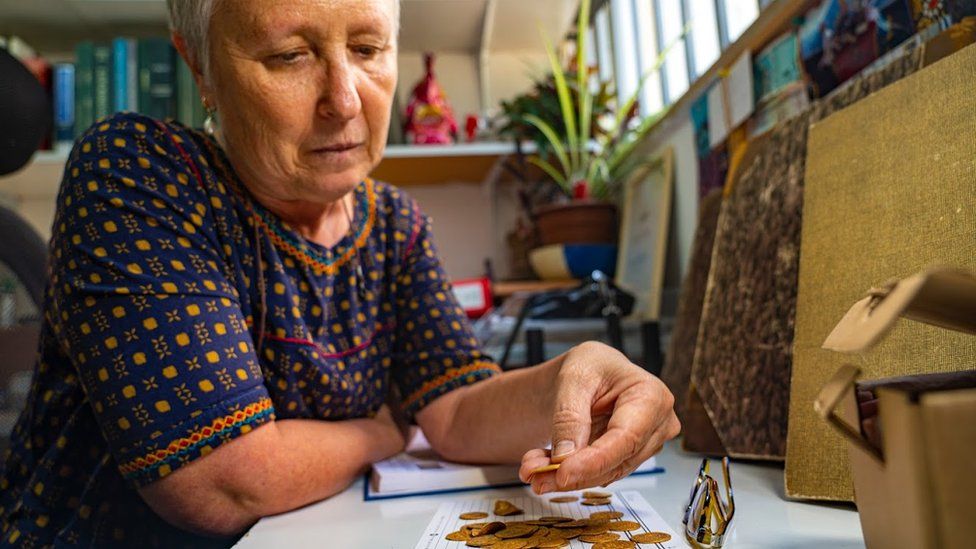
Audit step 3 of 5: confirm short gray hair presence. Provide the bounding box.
[165,0,217,78]
[166,0,401,82]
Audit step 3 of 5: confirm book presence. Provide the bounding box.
[364,429,664,501]
[138,38,176,120]
[52,63,75,146]
[74,41,94,137]
[112,37,138,113]
[92,44,112,121]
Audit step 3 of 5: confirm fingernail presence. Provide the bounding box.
[553,440,575,458]
[540,479,555,493]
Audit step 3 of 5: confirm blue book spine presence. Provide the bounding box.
[53,63,76,144]
[112,38,129,112]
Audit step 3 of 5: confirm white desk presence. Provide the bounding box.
[236,441,865,548]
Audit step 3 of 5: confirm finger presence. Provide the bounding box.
[529,470,559,495]
[518,448,552,483]
[549,365,597,463]
[592,441,665,489]
[562,433,667,491]
[555,385,665,487]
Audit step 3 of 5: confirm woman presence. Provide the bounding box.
[0,0,679,546]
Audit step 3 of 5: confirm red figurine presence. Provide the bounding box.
[403,53,458,145]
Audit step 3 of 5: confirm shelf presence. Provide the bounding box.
[383,142,532,159]
[492,279,578,298]
[374,142,525,186]
[0,142,543,197]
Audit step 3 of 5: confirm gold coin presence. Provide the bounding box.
[581,498,612,506]
[492,540,530,549]
[583,491,612,499]
[581,523,610,535]
[459,512,489,520]
[534,539,569,548]
[579,532,620,543]
[465,535,500,547]
[606,520,641,531]
[552,519,589,529]
[445,530,469,541]
[593,541,636,549]
[529,463,560,477]
[551,527,582,539]
[548,496,578,504]
[538,516,573,523]
[590,511,624,520]
[494,499,524,517]
[471,521,506,537]
[631,532,672,543]
[495,524,538,539]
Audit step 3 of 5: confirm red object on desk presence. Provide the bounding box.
[451,277,492,319]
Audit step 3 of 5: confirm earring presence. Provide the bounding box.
[202,98,217,136]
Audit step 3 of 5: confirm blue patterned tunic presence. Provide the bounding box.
[0,112,499,547]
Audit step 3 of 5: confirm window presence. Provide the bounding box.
[722,0,760,43]
[594,5,615,86]
[598,0,765,110]
[633,0,664,115]
[656,0,690,103]
[609,0,640,106]
[687,0,720,76]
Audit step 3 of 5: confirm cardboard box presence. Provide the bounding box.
[815,267,976,549]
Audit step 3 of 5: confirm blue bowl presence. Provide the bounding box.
[529,244,618,280]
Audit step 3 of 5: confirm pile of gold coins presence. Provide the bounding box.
[442,493,672,548]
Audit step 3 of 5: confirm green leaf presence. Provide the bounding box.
[524,114,571,179]
[541,26,580,172]
[577,0,592,152]
[529,156,570,193]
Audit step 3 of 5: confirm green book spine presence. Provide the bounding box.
[175,57,203,129]
[92,44,112,121]
[138,38,176,120]
[74,41,95,137]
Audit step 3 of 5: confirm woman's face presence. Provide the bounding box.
[205,0,398,206]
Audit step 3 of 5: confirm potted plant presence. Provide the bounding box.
[500,0,671,251]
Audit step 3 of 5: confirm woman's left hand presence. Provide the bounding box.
[517,341,681,494]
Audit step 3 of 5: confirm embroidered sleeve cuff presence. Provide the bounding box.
[401,361,501,419]
[116,385,275,487]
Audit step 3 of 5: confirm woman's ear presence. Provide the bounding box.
[171,31,213,103]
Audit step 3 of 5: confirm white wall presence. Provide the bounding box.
[397,50,552,118]
[397,51,483,121]
[404,180,523,281]
[625,110,701,315]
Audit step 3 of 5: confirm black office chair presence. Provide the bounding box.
[0,46,52,309]
[0,47,53,447]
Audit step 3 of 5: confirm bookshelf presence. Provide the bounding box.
[0,0,576,60]
[1,0,580,279]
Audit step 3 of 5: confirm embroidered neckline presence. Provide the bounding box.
[199,134,377,276]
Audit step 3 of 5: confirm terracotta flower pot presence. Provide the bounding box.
[534,200,618,246]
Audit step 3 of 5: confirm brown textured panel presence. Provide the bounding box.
[680,384,726,457]
[786,44,976,501]
[662,189,722,424]
[690,42,926,461]
[691,112,811,460]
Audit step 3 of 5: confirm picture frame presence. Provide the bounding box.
[615,147,674,321]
